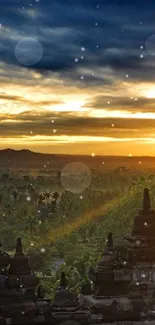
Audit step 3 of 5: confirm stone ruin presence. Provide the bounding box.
[0,188,155,324]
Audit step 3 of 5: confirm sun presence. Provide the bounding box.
[61,100,86,112]
[47,99,90,113]
[144,88,155,98]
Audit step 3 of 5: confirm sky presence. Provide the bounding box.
[1,0,155,155]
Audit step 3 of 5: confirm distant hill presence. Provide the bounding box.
[0,148,57,169]
[0,148,155,170]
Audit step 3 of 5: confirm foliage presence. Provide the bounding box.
[0,167,155,299]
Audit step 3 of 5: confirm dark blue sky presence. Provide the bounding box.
[1,0,154,81]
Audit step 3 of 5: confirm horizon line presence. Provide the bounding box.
[1,148,155,158]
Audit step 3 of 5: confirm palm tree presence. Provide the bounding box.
[52,192,59,202]
[24,216,36,235]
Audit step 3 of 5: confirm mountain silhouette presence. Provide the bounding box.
[0,148,154,169]
[0,148,56,168]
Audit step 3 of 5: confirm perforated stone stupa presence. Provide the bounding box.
[0,188,155,324]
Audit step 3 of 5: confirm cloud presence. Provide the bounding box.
[0,0,155,154]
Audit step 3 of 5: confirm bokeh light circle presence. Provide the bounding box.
[15,37,43,66]
[145,35,155,56]
[61,162,91,193]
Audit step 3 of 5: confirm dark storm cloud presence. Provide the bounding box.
[1,111,155,139]
[1,0,155,147]
[87,96,155,112]
[0,0,155,85]
[0,93,63,107]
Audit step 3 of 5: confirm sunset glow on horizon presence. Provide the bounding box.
[1,0,155,156]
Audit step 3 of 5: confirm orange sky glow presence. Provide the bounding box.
[2,1,155,156]
[1,72,155,156]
